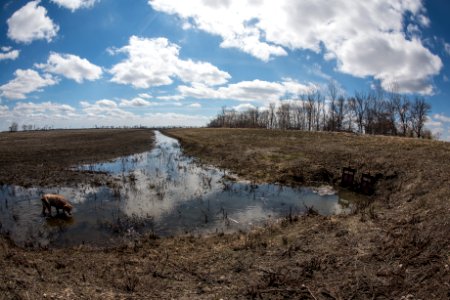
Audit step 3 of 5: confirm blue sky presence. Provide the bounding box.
[0,0,449,139]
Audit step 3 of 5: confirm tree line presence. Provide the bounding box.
[208,83,433,139]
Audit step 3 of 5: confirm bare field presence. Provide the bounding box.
[0,128,154,187]
[1,128,450,299]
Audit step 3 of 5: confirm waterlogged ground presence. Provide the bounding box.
[0,131,350,248]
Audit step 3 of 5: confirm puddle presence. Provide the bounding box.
[0,131,351,248]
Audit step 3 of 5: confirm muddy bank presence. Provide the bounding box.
[0,129,154,187]
[1,128,449,299]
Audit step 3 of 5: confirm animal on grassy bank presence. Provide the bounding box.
[41,194,73,216]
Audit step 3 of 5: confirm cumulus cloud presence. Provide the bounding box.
[13,101,76,117]
[0,47,20,61]
[50,0,98,11]
[119,97,153,107]
[177,79,313,104]
[7,0,59,44]
[149,0,442,94]
[0,99,210,130]
[0,105,9,117]
[144,112,209,127]
[138,93,151,99]
[110,36,230,89]
[433,114,450,123]
[0,69,58,100]
[81,99,135,119]
[188,102,201,108]
[157,95,184,101]
[36,52,103,83]
[233,103,256,111]
[0,102,78,130]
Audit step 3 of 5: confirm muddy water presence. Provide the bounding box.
[0,131,350,248]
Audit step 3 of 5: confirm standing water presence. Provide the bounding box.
[0,131,350,248]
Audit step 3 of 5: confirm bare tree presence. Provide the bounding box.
[9,122,18,132]
[292,101,306,130]
[206,84,432,140]
[326,81,339,131]
[349,91,367,133]
[392,95,411,136]
[268,103,277,129]
[304,91,316,131]
[277,103,291,130]
[410,97,431,138]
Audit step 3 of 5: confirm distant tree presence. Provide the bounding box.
[206,85,433,140]
[277,103,291,130]
[268,103,276,129]
[326,81,339,131]
[349,92,367,134]
[9,122,18,132]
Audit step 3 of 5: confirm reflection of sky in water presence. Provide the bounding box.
[0,131,350,248]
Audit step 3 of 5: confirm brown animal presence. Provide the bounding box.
[41,194,73,216]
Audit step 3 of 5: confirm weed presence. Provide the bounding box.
[122,263,139,292]
[304,204,319,216]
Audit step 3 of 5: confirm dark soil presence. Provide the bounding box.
[1,128,449,299]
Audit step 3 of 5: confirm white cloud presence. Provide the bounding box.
[7,0,59,44]
[177,79,313,104]
[335,33,441,95]
[417,14,430,27]
[0,47,19,61]
[425,120,442,128]
[144,112,209,127]
[0,102,78,130]
[81,99,135,119]
[119,97,153,107]
[0,69,58,100]
[50,0,98,11]
[157,95,184,101]
[0,101,211,130]
[0,105,9,117]
[110,36,230,89]
[188,102,201,108]
[36,53,102,83]
[433,114,450,123]
[444,42,450,56]
[13,101,76,117]
[233,103,256,111]
[138,93,151,99]
[149,0,442,94]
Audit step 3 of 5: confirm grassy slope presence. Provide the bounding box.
[1,128,449,299]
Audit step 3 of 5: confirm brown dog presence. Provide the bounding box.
[41,194,73,216]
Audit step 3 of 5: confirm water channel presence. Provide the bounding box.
[0,131,350,248]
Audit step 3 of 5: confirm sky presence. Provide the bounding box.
[0,0,449,139]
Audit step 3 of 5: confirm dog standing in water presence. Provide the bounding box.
[41,194,73,216]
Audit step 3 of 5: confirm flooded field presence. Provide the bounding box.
[0,131,350,248]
